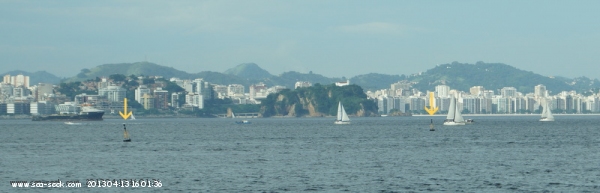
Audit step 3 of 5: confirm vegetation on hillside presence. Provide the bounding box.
[224,63,273,80]
[260,84,378,117]
[408,61,600,94]
[27,61,600,96]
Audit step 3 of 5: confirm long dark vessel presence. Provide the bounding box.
[32,106,104,121]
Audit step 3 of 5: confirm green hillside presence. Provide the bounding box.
[260,83,378,117]
[408,61,599,93]
[66,62,193,82]
[53,61,600,94]
[2,70,62,84]
[224,63,273,80]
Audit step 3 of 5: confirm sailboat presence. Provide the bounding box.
[232,110,251,124]
[130,113,136,120]
[334,102,351,125]
[443,95,465,126]
[539,98,555,122]
[123,124,131,142]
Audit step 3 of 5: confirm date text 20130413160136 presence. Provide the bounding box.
[86,179,162,188]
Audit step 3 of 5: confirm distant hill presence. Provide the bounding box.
[1,70,62,85]
[32,61,600,95]
[191,71,248,86]
[224,63,273,80]
[66,62,194,82]
[266,71,342,89]
[407,61,600,94]
[350,73,405,91]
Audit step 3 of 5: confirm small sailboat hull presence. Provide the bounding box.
[123,139,131,142]
[540,118,554,122]
[235,120,251,124]
[334,121,350,125]
[443,121,465,126]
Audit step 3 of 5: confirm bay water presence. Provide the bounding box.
[2,115,600,192]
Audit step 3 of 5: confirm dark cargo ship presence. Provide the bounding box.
[32,106,104,121]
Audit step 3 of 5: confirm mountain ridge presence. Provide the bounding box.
[5,61,600,94]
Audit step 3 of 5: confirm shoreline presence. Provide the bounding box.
[3,113,600,120]
[413,114,600,116]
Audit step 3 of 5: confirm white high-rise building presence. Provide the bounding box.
[98,85,126,103]
[435,85,450,98]
[135,85,151,104]
[501,87,518,98]
[193,79,205,95]
[534,84,547,98]
[470,86,484,96]
[3,74,30,87]
[227,84,244,97]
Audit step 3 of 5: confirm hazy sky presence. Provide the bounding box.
[2,0,600,79]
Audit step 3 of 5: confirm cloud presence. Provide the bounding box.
[333,22,413,35]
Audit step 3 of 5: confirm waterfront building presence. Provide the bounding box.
[493,97,511,114]
[7,103,30,114]
[462,97,480,114]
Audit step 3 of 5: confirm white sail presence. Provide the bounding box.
[340,104,350,122]
[444,95,465,126]
[454,100,465,123]
[335,102,350,124]
[232,111,236,119]
[446,96,456,120]
[540,99,554,121]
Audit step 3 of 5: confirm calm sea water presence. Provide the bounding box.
[2,115,600,192]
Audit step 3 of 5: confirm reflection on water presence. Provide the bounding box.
[2,116,600,192]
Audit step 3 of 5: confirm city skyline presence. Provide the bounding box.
[2,1,600,80]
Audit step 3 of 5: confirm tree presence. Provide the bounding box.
[109,74,127,82]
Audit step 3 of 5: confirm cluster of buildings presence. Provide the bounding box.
[370,81,600,115]
[0,74,294,116]
[7,71,598,117]
[166,78,288,110]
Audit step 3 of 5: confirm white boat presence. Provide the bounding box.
[232,110,251,124]
[443,95,465,126]
[334,102,351,125]
[539,98,555,122]
[64,121,82,125]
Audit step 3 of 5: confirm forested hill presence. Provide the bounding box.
[260,84,378,117]
[16,61,600,94]
[408,62,600,94]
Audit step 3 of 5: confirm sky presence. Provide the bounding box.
[1,0,600,79]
